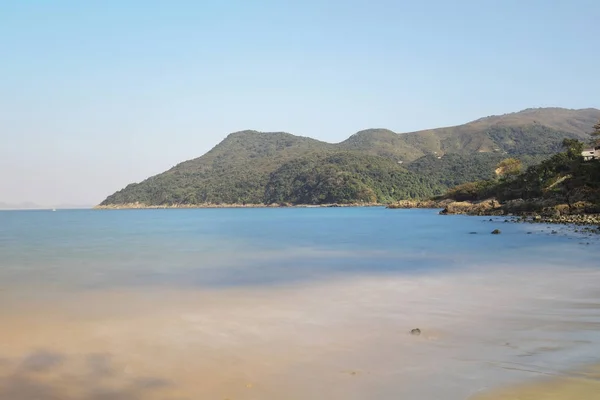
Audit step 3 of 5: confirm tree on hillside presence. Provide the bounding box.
[495,158,522,179]
[558,138,586,209]
[591,120,600,147]
[562,138,584,158]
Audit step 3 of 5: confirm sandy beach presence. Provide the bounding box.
[472,365,600,399]
[2,265,600,399]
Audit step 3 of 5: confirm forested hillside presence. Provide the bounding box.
[433,122,600,215]
[99,108,600,207]
[264,153,443,205]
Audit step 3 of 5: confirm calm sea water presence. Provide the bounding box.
[1,207,597,288]
[0,208,599,399]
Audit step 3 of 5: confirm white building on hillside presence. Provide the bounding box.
[582,146,600,161]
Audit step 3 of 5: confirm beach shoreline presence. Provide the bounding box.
[92,202,386,210]
[471,364,600,399]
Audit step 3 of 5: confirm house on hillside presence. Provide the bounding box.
[582,146,600,161]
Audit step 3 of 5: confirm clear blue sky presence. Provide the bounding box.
[1,0,598,206]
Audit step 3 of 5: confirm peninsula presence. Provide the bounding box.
[97,108,600,209]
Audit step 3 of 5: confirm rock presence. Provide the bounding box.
[410,328,421,336]
[469,232,477,234]
[527,232,533,234]
[491,229,501,235]
[551,230,558,234]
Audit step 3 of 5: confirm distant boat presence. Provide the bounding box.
[52,208,56,212]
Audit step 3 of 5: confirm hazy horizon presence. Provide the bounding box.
[0,202,92,210]
[2,1,599,205]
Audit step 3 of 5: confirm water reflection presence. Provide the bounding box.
[0,351,175,400]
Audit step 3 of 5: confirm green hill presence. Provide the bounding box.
[99,107,600,207]
[264,152,443,205]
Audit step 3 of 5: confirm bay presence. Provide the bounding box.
[0,208,599,399]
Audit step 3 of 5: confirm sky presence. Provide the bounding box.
[1,0,599,206]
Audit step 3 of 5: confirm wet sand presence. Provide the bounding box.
[2,265,600,399]
[472,365,600,399]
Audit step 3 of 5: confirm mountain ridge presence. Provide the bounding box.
[99,107,600,206]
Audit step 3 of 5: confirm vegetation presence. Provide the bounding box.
[439,128,600,211]
[265,153,443,205]
[438,180,498,202]
[483,125,585,155]
[495,158,522,178]
[404,153,547,189]
[99,108,600,207]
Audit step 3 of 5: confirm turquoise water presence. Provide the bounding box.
[1,208,599,399]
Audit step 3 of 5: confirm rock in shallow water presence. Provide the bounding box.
[410,328,421,336]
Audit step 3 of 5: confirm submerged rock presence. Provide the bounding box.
[410,328,421,336]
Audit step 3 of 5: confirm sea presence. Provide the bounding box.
[0,207,599,399]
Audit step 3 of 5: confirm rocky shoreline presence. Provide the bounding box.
[387,199,600,228]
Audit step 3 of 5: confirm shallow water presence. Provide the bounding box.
[0,208,599,399]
